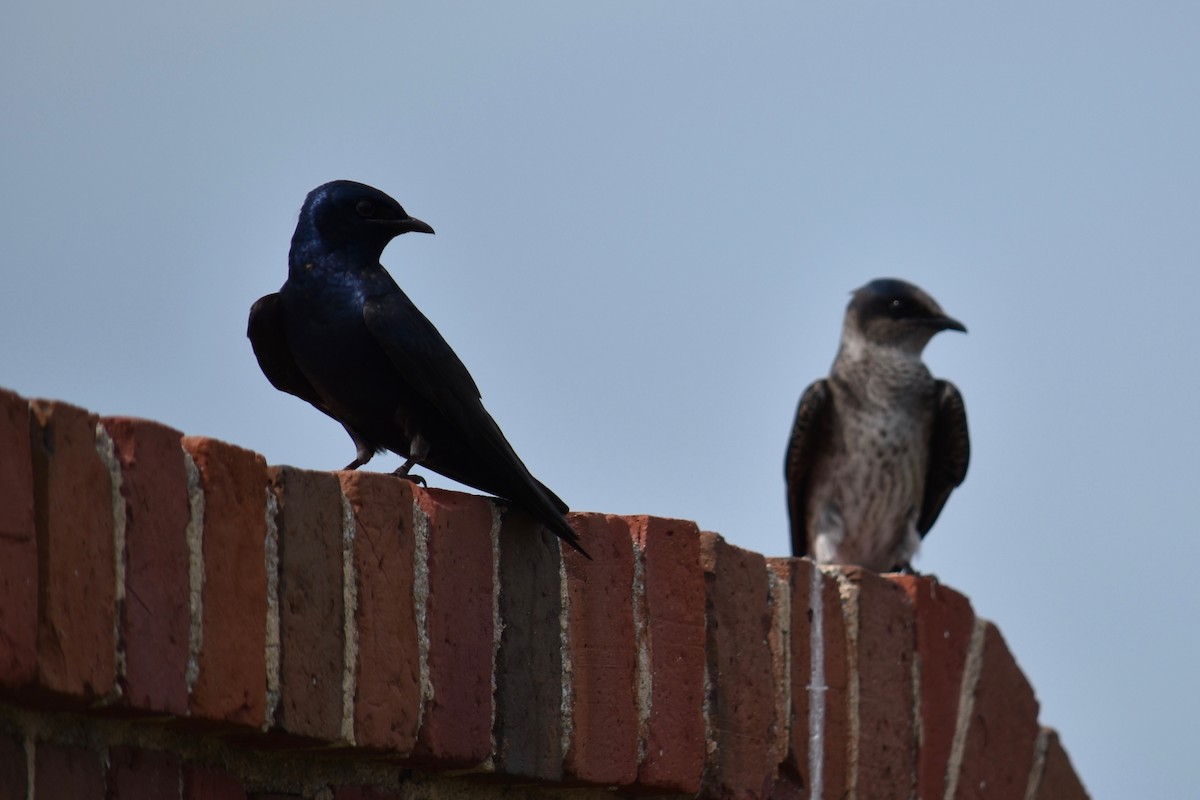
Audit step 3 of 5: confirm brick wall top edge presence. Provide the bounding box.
[0,388,1089,798]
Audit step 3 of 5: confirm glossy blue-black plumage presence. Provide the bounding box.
[249,180,587,557]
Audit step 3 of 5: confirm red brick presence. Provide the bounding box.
[0,389,36,690]
[1033,729,1090,800]
[700,532,775,800]
[890,575,975,800]
[630,515,706,794]
[769,561,851,800]
[841,568,916,800]
[270,466,346,742]
[0,731,27,800]
[411,487,495,767]
[107,746,181,799]
[493,507,563,781]
[102,418,190,715]
[182,437,269,728]
[952,622,1040,800]
[765,558,811,785]
[29,399,117,701]
[338,472,420,754]
[561,513,638,786]
[184,764,247,800]
[34,743,104,799]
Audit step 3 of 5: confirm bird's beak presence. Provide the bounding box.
[924,314,967,333]
[378,216,435,235]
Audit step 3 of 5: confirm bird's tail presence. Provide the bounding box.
[519,477,590,560]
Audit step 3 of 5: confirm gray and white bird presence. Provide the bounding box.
[785,278,970,572]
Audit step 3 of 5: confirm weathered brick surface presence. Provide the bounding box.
[0,390,1091,797]
[412,487,495,767]
[841,568,915,800]
[182,436,269,728]
[0,389,36,690]
[700,532,775,800]
[953,622,1040,800]
[629,515,706,794]
[0,731,27,800]
[815,566,850,800]
[34,743,104,800]
[338,472,420,754]
[493,508,563,782]
[184,764,248,800]
[29,399,117,701]
[1033,729,1090,800]
[562,513,638,786]
[333,787,403,800]
[765,566,791,776]
[103,417,191,715]
[108,746,182,800]
[766,557,811,788]
[270,466,346,742]
[890,575,975,800]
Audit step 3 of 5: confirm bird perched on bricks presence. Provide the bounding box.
[248,180,588,557]
[785,278,969,572]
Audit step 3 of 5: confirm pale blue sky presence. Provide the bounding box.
[4,3,1198,796]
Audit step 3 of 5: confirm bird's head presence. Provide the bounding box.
[845,278,966,355]
[294,180,434,257]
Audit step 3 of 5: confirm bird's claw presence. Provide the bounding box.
[391,468,427,487]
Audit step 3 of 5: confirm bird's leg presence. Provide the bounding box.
[391,433,429,486]
[342,429,375,471]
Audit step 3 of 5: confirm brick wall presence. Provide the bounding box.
[0,388,1089,799]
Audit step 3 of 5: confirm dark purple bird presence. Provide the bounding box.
[248,180,587,557]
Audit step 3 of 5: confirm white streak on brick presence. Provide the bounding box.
[482,502,502,772]
[631,525,651,763]
[340,491,358,745]
[808,562,825,800]
[559,537,573,763]
[1024,727,1051,800]
[94,424,126,703]
[769,566,791,771]
[183,451,205,696]
[944,617,988,800]
[412,499,432,733]
[263,488,281,730]
[835,571,861,800]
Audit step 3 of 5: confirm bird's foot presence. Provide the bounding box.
[390,468,427,487]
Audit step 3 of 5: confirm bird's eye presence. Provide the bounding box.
[355,200,376,218]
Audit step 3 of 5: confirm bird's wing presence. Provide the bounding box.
[362,290,483,431]
[917,379,970,536]
[248,293,330,410]
[784,379,831,558]
[362,291,569,516]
